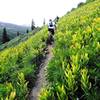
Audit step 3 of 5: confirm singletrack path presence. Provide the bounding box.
[29,45,53,100]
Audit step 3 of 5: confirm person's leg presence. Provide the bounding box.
[51,29,54,35]
[47,29,52,45]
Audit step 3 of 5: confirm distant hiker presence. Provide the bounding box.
[56,16,59,22]
[47,19,56,45]
[48,19,56,35]
[54,16,59,24]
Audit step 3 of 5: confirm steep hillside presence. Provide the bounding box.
[0,27,41,51]
[40,0,100,100]
[0,26,48,100]
[0,0,100,100]
[0,22,30,44]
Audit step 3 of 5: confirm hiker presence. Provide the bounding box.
[47,19,56,45]
[48,19,56,35]
[55,16,59,24]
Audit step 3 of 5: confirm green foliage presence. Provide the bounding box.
[86,0,96,3]
[81,68,90,95]
[39,87,53,100]
[16,73,28,100]
[31,19,35,31]
[0,22,30,44]
[65,66,78,93]
[0,27,41,51]
[40,0,100,99]
[0,83,16,100]
[2,27,10,43]
[0,27,48,99]
[77,2,85,8]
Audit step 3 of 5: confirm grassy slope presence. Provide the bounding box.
[0,26,48,99]
[0,27,41,51]
[40,0,100,100]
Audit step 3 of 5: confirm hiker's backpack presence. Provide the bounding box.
[49,22,53,27]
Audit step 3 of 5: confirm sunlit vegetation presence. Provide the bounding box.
[0,27,48,99]
[40,0,100,99]
[0,27,41,51]
[0,0,100,99]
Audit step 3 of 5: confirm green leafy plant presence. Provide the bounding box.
[81,68,91,96]
[16,72,28,100]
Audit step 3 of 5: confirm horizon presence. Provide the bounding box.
[0,0,86,27]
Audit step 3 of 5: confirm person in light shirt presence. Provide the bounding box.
[48,19,56,35]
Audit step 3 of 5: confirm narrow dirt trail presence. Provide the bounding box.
[29,45,53,100]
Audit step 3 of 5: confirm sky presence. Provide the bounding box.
[0,0,86,26]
